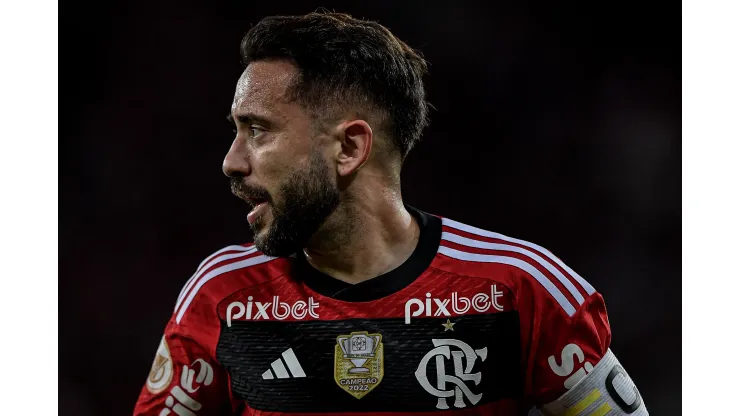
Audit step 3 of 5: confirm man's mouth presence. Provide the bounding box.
[229,179,270,225]
[246,199,269,225]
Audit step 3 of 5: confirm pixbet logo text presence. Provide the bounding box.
[404,285,505,324]
[226,296,319,326]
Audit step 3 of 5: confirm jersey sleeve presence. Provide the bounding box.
[517,262,648,415]
[134,288,236,416]
[133,316,232,415]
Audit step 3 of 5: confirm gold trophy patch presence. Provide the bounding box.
[334,331,384,399]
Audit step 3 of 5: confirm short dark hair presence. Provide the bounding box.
[240,12,430,159]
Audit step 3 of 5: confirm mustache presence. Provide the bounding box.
[230,178,271,204]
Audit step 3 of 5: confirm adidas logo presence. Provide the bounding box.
[262,348,306,380]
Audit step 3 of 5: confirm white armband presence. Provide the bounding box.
[541,349,648,416]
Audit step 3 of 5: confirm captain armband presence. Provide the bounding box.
[541,349,648,416]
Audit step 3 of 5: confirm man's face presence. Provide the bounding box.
[224,60,340,257]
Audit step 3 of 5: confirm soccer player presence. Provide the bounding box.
[134,12,648,416]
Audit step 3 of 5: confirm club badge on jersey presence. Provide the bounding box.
[414,338,488,410]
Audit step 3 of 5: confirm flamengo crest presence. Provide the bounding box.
[415,338,488,409]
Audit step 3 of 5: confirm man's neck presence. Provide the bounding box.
[302,188,420,285]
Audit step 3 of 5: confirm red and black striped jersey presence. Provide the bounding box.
[133,206,641,416]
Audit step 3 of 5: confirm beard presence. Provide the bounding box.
[231,150,340,257]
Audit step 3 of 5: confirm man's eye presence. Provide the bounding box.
[250,126,265,137]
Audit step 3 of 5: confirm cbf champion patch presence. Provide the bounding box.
[334,331,384,399]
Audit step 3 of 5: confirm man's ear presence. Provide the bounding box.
[334,119,373,177]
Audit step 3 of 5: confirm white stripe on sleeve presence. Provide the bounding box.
[175,246,258,311]
[442,218,596,295]
[438,246,577,316]
[441,231,585,305]
[175,254,275,324]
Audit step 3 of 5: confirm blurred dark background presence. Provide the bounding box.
[60,1,680,415]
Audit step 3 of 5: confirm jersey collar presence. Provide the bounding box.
[294,205,442,302]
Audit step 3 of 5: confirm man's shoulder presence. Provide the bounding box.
[171,242,288,326]
[435,215,598,318]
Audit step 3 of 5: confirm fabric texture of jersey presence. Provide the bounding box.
[133,206,642,416]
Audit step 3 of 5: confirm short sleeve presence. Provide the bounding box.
[515,269,611,406]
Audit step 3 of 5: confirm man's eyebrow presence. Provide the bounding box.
[229,112,274,126]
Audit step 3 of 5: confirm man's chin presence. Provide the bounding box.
[250,223,274,248]
[249,217,267,234]
[251,223,307,258]
[253,235,299,258]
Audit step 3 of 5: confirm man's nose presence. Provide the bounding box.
[222,138,251,178]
